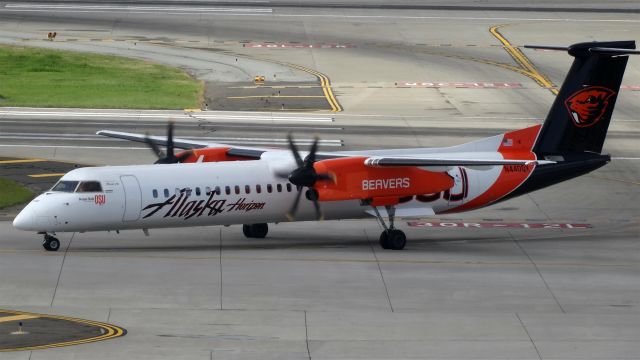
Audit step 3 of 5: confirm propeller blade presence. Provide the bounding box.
[307,189,323,220]
[166,121,175,158]
[144,134,165,159]
[287,133,304,167]
[305,136,319,165]
[286,188,303,221]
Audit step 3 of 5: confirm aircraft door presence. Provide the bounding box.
[121,175,142,222]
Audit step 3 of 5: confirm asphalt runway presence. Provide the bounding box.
[0,1,639,359]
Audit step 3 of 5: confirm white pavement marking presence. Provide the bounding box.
[0,133,343,146]
[0,110,334,122]
[3,4,273,13]
[1,5,638,22]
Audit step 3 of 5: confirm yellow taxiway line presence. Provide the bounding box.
[0,309,126,352]
[227,95,327,99]
[28,173,66,178]
[490,24,559,95]
[0,314,40,323]
[0,159,46,164]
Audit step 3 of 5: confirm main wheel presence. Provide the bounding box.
[242,224,268,238]
[250,223,268,238]
[43,236,60,252]
[387,230,406,250]
[379,231,390,249]
[242,224,254,238]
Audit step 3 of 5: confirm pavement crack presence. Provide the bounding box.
[516,312,543,360]
[365,228,395,312]
[510,231,566,313]
[219,227,223,311]
[304,310,312,360]
[51,233,74,307]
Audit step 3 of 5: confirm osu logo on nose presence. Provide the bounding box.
[564,86,615,127]
[94,194,106,205]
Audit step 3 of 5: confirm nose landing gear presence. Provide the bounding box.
[42,234,60,251]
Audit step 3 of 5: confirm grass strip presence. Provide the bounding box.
[0,45,202,109]
[0,178,33,210]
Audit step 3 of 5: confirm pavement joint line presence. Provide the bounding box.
[510,232,566,314]
[489,24,559,95]
[365,228,395,313]
[515,313,543,360]
[588,175,640,186]
[0,308,125,352]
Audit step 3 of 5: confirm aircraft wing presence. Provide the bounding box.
[96,130,266,158]
[97,130,555,168]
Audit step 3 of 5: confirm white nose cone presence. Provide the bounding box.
[13,207,35,231]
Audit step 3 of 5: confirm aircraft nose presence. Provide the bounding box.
[13,207,35,231]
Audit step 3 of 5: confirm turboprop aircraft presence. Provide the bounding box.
[13,40,639,251]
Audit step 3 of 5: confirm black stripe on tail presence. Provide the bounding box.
[533,40,635,156]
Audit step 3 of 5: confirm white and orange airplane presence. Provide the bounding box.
[13,40,639,251]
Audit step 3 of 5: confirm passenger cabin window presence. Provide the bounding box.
[256,185,262,194]
[152,189,158,198]
[245,185,251,194]
[76,181,102,193]
[276,184,282,193]
[225,186,231,195]
[51,180,79,193]
[267,184,273,193]
[196,187,201,196]
[234,185,240,195]
[215,186,221,195]
[205,186,211,195]
[286,183,292,192]
[164,189,170,198]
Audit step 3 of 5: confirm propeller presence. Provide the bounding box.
[144,121,192,164]
[279,133,333,220]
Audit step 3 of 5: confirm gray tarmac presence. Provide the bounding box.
[0,1,639,359]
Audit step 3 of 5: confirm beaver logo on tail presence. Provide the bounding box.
[564,86,615,127]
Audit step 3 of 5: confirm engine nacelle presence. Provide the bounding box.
[177,147,254,163]
[313,157,454,202]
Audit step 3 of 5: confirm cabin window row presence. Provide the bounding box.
[151,183,295,198]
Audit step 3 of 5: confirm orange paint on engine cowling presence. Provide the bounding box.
[178,148,254,163]
[313,157,454,202]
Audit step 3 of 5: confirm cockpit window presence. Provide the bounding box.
[76,181,103,193]
[51,181,79,192]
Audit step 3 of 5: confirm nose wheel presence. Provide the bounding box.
[370,205,407,250]
[42,234,60,251]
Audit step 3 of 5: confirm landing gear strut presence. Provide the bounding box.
[242,223,268,238]
[371,205,407,250]
[42,234,60,251]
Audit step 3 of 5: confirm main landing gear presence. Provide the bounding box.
[242,223,268,238]
[42,233,60,252]
[370,205,407,250]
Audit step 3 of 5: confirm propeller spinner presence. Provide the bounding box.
[279,134,333,220]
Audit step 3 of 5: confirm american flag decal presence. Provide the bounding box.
[502,138,513,146]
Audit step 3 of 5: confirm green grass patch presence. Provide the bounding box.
[0,45,203,109]
[0,178,34,210]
